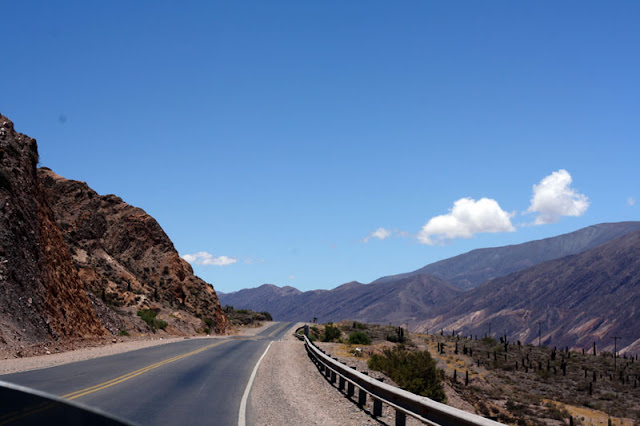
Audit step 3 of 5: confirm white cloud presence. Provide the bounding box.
[181,251,237,266]
[417,197,515,245]
[289,275,295,280]
[526,169,589,224]
[363,227,392,243]
[628,197,636,206]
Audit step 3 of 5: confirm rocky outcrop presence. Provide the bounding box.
[38,168,229,335]
[0,114,106,353]
[0,112,228,357]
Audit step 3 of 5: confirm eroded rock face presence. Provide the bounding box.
[0,114,106,351]
[38,169,229,335]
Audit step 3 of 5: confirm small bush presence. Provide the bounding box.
[203,317,213,327]
[348,331,371,345]
[137,309,167,332]
[386,334,407,343]
[482,336,498,345]
[368,346,446,402]
[156,319,167,330]
[259,311,273,321]
[321,323,342,342]
[351,321,366,330]
[203,327,210,334]
[118,329,130,336]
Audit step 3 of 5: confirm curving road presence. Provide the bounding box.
[0,322,294,425]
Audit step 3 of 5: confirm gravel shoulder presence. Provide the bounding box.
[0,322,278,376]
[250,324,424,426]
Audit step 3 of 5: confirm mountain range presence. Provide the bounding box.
[220,221,640,352]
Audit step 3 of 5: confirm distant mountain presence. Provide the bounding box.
[222,222,640,323]
[375,222,640,290]
[413,229,640,353]
[222,222,640,351]
[219,274,461,324]
[218,284,302,313]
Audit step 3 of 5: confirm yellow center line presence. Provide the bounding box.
[62,340,227,401]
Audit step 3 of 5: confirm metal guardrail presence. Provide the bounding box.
[303,334,503,426]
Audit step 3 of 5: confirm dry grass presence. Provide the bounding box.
[422,332,640,425]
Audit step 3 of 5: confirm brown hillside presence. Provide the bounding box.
[414,230,640,353]
[0,114,106,353]
[38,168,229,335]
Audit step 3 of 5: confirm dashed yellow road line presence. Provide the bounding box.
[62,340,227,401]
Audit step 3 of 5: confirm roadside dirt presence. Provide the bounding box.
[250,324,424,425]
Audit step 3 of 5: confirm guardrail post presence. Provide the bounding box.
[331,359,338,383]
[396,410,406,426]
[339,376,345,391]
[347,377,355,398]
[358,372,368,406]
[373,378,384,417]
[358,387,366,406]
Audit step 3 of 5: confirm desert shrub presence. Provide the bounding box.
[348,321,365,330]
[223,306,273,326]
[118,329,130,336]
[368,346,446,402]
[348,331,371,345]
[482,336,498,345]
[203,327,210,334]
[259,311,273,321]
[386,334,407,343]
[137,309,167,332]
[321,323,342,342]
[203,317,213,327]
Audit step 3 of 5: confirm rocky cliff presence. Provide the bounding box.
[0,114,106,354]
[38,168,229,336]
[0,113,228,357]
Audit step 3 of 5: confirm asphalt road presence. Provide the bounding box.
[0,322,294,425]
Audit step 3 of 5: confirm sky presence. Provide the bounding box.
[2,1,639,293]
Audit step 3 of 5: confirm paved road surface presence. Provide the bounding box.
[0,322,294,425]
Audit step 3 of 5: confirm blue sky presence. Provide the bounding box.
[2,1,639,293]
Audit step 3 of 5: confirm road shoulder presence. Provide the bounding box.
[249,323,383,425]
